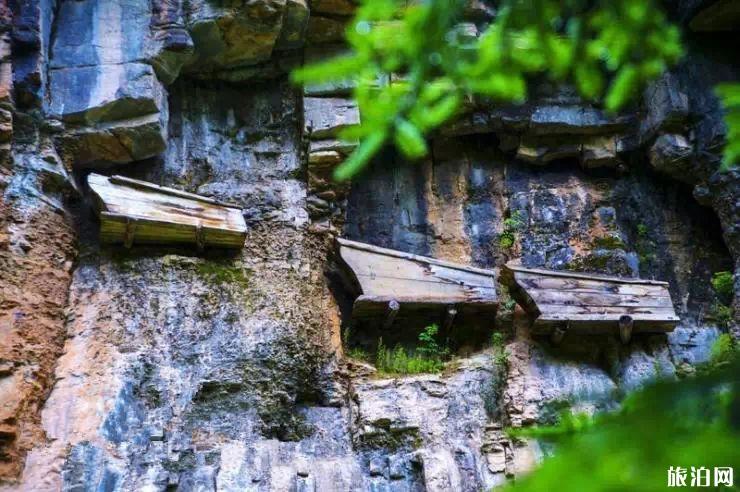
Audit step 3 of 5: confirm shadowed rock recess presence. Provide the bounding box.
[0,1,737,490]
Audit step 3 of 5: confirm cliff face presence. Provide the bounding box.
[0,1,737,491]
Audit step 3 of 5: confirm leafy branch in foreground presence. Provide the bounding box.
[504,358,739,491]
[717,84,740,170]
[293,0,683,180]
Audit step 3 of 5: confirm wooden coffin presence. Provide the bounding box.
[336,238,498,327]
[88,173,247,249]
[501,263,679,342]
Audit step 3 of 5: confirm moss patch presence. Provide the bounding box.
[195,261,250,289]
[593,234,625,250]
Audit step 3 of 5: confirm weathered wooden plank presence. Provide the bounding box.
[536,305,678,319]
[517,273,670,297]
[506,264,669,285]
[88,174,247,249]
[90,177,245,231]
[338,238,497,305]
[337,238,498,277]
[338,239,499,328]
[530,320,675,335]
[351,274,495,301]
[528,290,675,308]
[353,295,498,307]
[108,175,239,208]
[501,262,679,336]
[352,295,497,320]
[100,213,244,248]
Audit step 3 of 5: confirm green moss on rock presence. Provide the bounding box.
[195,261,250,288]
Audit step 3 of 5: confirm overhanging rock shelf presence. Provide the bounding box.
[501,263,679,344]
[88,174,247,249]
[336,237,498,331]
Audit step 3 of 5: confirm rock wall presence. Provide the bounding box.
[0,1,737,491]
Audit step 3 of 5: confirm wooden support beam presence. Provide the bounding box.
[383,299,400,329]
[443,305,458,333]
[619,315,633,344]
[550,322,568,346]
[123,218,137,249]
[195,221,206,252]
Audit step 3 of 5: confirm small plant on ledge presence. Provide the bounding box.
[491,332,509,370]
[376,324,450,376]
[342,327,370,362]
[707,270,734,329]
[499,210,525,250]
[711,271,734,305]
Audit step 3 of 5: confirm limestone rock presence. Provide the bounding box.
[149,0,195,84]
[708,168,740,262]
[641,72,689,139]
[0,152,77,480]
[306,15,347,44]
[48,0,172,166]
[304,97,360,138]
[516,135,581,164]
[56,111,168,166]
[185,0,307,74]
[529,105,629,136]
[582,136,621,169]
[310,0,357,16]
[648,133,695,183]
[275,0,309,50]
[9,0,53,107]
[49,63,165,125]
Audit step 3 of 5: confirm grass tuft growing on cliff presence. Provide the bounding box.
[375,324,449,375]
[707,270,734,329]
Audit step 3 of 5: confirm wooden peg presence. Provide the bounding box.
[383,299,400,329]
[123,218,136,249]
[550,322,567,346]
[443,305,458,333]
[195,222,206,252]
[619,315,633,344]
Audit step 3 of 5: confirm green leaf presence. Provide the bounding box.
[605,64,638,112]
[291,55,363,84]
[394,119,428,159]
[574,64,604,100]
[412,93,461,131]
[333,130,387,181]
[716,83,740,108]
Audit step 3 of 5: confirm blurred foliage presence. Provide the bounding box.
[717,84,740,170]
[712,270,735,305]
[709,302,734,330]
[505,358,740,491]
[293,0,683,179]
[709,333,736,369]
